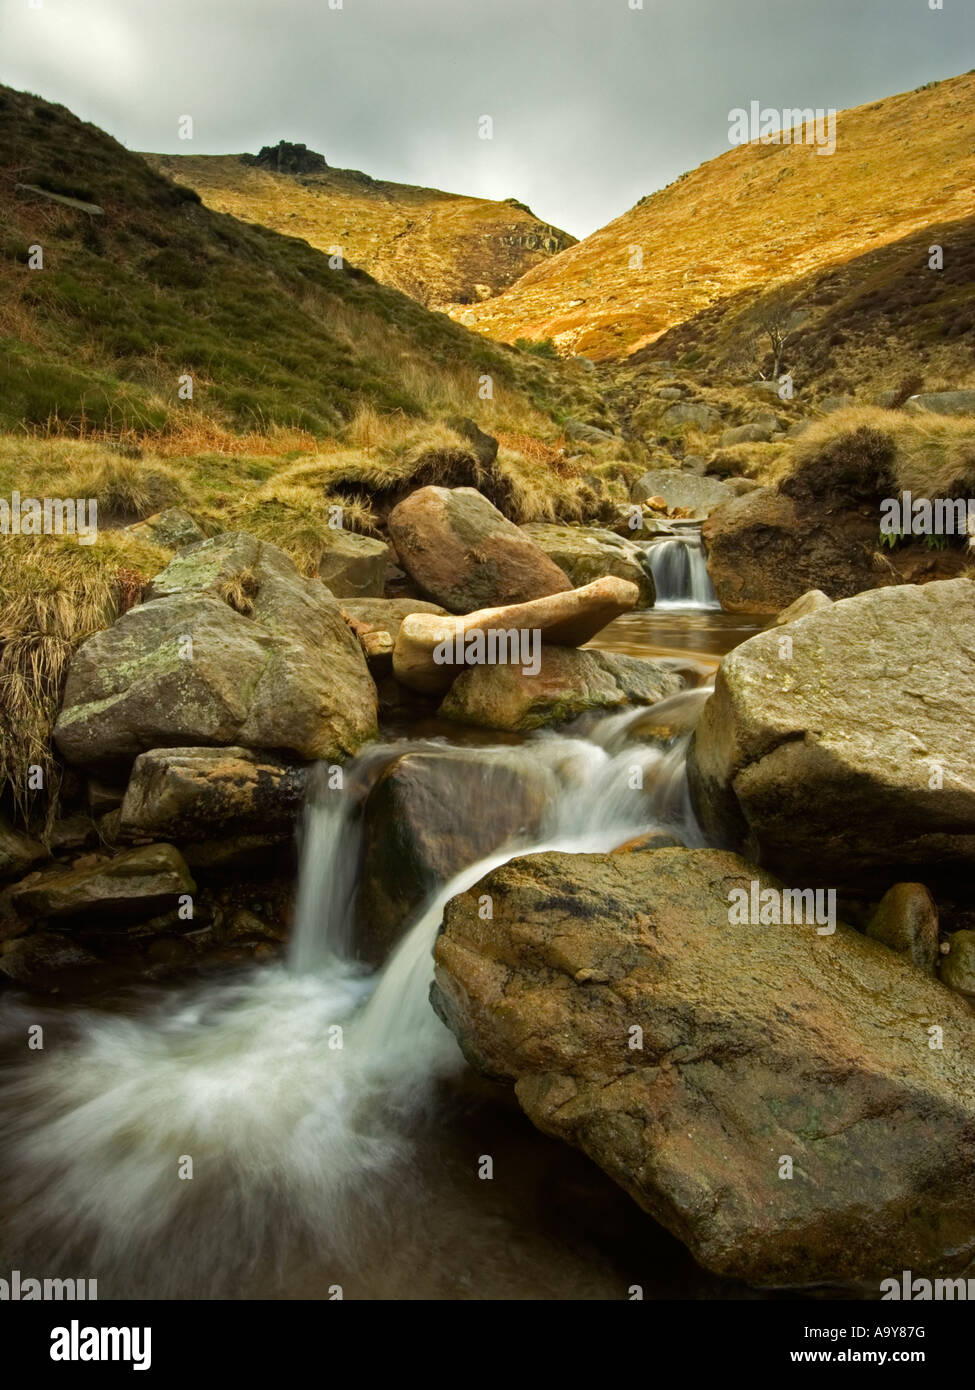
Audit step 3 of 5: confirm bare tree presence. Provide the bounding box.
[746,297,806,379]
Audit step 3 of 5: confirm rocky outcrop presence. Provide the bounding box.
[392,576,641,695]
[440,647,682,731]
[241,140,328,174]
[387,486,572,612]
[688,580,975,887]
[10,844,195,922]
[520,524,655,606]
[316,530,388,598]
[54,533,377,773]
[432,846,975,1287]
[357,748,550,963]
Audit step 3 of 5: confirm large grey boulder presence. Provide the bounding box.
[55,533,377,773]
[432,846,975,1287]
[520,524,655,607]
[688,580,975,886]
[387,486,572,613]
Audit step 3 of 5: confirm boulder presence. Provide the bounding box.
[316,530,388,598]
[866,883,939,974]
[660,402,719,431]
[940,931,975,998]
[393,577,642,695]
[905,391,975,417]
[440,647,682,731]
[357,748,550,963]
[387,486,572,613]
[126,508,205,550]
[10,844,195,922]
[701,488,893,613]
[630,469,733,517]
[688,580,975,887]
[719,424,772,447]
[0,820,48,883]
[120,747,307,842]
[520,524,655,606]
[55,533,377,773]
[432,846,975,1286]
[565,417,616,444]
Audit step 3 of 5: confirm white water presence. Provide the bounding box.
[0,689,710,1296]
[643,530,719,609]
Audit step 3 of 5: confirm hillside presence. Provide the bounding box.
[143,146,575,309]
[0,85,590,440]
[626,211,975,399]
[460,71,975,366]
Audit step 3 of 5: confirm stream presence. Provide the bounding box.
[0,541,774,1301]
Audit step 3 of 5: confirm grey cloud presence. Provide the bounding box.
[2,0,971,237]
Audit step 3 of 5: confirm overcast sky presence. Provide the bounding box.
[2,0,972,239]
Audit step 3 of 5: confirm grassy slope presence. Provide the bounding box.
[142,152,575,308]
[461,71,975,366]
[0,82,586,438]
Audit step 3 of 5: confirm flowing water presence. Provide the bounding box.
[642,528,719,610]
[0,596,765,1301]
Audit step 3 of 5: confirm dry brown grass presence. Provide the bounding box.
[0,532,166,830]
[460,70,975,360]
[782,405,975,497]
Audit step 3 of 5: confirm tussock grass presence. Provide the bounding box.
[0,532,166,830]
[780,406,975,499]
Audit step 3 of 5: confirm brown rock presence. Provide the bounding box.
[432,847,975,1286]
[387,486,572,613]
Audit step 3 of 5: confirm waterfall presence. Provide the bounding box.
[643,529,719,609]
[0,689,711,1296]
